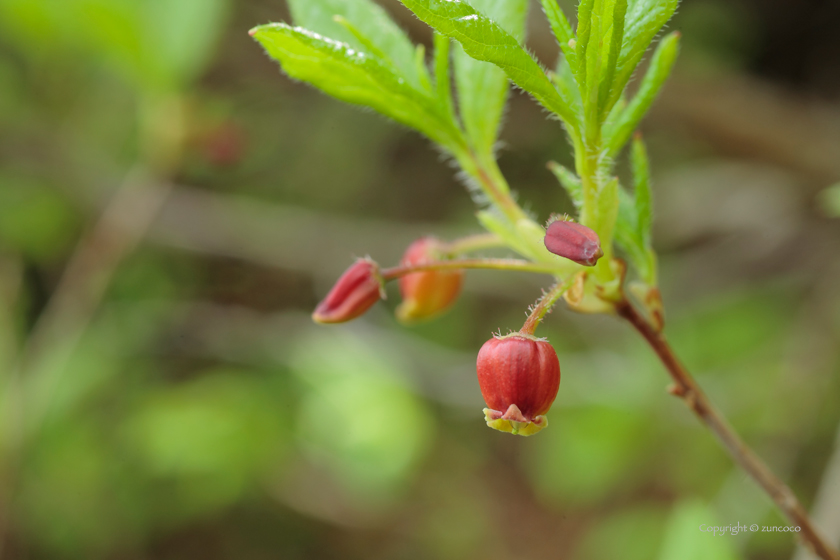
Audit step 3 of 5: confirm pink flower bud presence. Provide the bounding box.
[544,220,603,266]
[396,237,464,323]
[312,258,384,324]
[476,334,561,436]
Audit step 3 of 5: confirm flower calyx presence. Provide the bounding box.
[564,259,627,314]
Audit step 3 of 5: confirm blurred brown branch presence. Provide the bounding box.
[22,169,167,367]
[146,186,463,276]
[0,167,171,558]
[144,186,547,296]
[617,299,840,560]
[655,75,840,187]
[18,169,171,426]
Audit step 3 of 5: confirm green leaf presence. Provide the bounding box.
[632,135,653,243]
[606,31,680,154]
[575,0,594,94]
[604,93,626,129]
[596,177,621,251]
[413,43,433,92]
[611,139,656,284]
[613,184,652,281]
[250,24,461,150]
[540,0,578,74]
[433,32,455,120]
[399,0,578,132]
[547,161,583,210]
[287,0,426,90]
[450,0,529,157]
[332,15,394,63]
[598,0,628,117]
[612,0,679,104]
[551,52,583,116]
[476,209,535,259]
[578,0,600,138]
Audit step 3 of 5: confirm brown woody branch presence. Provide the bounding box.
[616,300,840,560]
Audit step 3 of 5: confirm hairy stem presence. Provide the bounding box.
[474,160,529,223]
[616,299,840,560]
[456,150,529,224]
[520,282,569,336]
[381,258,561,281]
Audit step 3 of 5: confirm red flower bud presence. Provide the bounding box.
[544,220,603,266]
[396,237,463,323]
[312,258,384,324]
[476,334,561,436]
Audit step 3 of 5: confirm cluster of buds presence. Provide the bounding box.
[313,221,603,436]
[312,237,464,325]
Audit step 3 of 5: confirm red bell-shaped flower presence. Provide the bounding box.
[476,334,561,436]
[544,219,603,267]
[312,258,384,324]
[396,237,463,323]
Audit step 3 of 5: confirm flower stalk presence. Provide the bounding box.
[381,258,562,281]
[520,282,570,336]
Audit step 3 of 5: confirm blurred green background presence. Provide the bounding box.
[1,0,839,559]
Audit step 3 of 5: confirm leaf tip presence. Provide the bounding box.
[249,24,273,39]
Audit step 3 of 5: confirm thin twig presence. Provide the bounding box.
[616,299,840,560]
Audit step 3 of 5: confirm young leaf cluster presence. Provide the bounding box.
[253,0,522,161]
[251,0,680,292]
